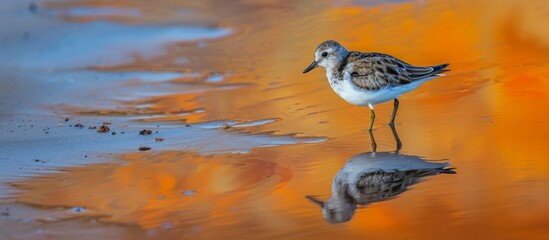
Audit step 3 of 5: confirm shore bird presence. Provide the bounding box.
[303,40,449,131]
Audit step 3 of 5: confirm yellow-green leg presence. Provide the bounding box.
[368,126,377,152]
[369,108,376,131]
[389,123,402,153]
[388,98,399,126]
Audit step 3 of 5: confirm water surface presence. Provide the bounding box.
[0,0,548,239]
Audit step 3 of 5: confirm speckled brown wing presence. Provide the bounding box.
[352,168,451,205]
[345,52,449,91]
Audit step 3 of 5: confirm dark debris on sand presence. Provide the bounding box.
[28,2,40,13]
[138,146,151,151]
[97,125,110,133]
[139,129,153,135]
[34,159,47,163]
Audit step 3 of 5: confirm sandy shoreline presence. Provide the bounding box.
[0,0,324,204]
[0,1,328,237]
[0,0,323,180]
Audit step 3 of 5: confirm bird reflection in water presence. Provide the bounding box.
[307,125,455,224]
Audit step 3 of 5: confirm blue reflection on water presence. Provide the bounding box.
[64,7,141,18]
[0,21,230,69]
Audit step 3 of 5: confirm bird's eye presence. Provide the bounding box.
[321,52,328,57]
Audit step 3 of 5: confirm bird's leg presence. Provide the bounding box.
[368,126,377,152]
[388,98,399,126]
[369,108,375,131]
[367,104,377,151]
[389,123,402,153]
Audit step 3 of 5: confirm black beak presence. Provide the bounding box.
[302,61,317,73]
[305,196,324,208]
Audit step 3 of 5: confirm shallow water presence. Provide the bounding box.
[0,0,548,239]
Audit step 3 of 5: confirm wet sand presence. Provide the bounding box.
[1,0,548,239]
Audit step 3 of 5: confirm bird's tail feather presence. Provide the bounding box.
[408,63,450,80]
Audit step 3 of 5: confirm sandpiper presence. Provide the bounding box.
[303,40,449,130]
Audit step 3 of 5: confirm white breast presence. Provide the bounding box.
[326,69,435,107]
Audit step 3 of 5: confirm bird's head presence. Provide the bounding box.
[306,195,356,224]
[303,40,348,73]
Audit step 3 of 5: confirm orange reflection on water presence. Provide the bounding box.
[14,151,292,229]
[8,0,549,239]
